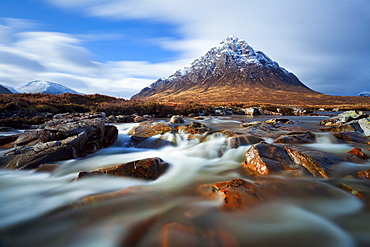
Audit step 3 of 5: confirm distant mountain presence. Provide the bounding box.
[0,85,12,94]
[14,80,81,95]
[132,35,318,103]
[358,91,370,97]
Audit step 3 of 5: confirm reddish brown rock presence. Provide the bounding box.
[284,145,348,178]
[212,178,318,211]
[243,142,348,178]
[274,131,316,144]
[332,132,369,144]
[358,169,370,179]
[225,133,264,148]
[187,121,211,134]
[347,148,368,160]
[243,142,312,177]
[134,116,146,122]
[128,121,172,138]
[78,157,169,181]
[169,115,185,124]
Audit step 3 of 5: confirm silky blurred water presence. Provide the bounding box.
[0,116,369,247]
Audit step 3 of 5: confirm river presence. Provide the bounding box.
[0,116,369,246]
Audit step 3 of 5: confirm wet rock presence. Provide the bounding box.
[134,116,146,123]
[240,121,262,127]
[243,142,312,177]
[116,115,135,123]
[358,169,370,179]
[332,132,369,144]
[102,125,119,147]
[320,111,368,126]
[212,178,309,211]
[321,118,370,136]
[284,145,349,178]
[0,112,118,170]
[14,130,39,146]
[187,122,211,134]
[0,127,16,132]
[347,148,368,160]
[274,131,316,144]
[106,115,117,123]
[78,157,169,180]
[265,118,291,124]
[240,107,262,116]
[0,134,20,149]
[243,142,349,178]
[225,133,264,148]
[358,118,370,136]
[169,115,185,124]
[128,121,172,138]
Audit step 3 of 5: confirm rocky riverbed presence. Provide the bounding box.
[0,111,370,246]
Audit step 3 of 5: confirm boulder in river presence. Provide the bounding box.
[274,131,316,144]
[169,115,185,124]
[319,111,368,126]
[128,121,172,138]
[78,157,169,180]
[243,142,349,178]
[332,131,370,144]
[347,148,368,160]
[0,112,118,170]
[186,122,211,135]
[211,178,328,211]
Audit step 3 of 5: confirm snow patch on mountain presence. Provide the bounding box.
[358,91,370,97]
[15,80,82,95]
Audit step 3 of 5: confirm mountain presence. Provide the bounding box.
[14,80,81,95]
[358,91,370,97]
[131,35,318,103]
[0,85,12,94]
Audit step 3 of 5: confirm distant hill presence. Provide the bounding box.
[13,80,82,95]
[132,35,319,103]
[0,85,12,94]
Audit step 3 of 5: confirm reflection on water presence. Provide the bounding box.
[0,116,370,247]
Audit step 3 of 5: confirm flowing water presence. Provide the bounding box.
[1,116,370,247]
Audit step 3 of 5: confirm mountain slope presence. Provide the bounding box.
[15,80,81,95]
[0,85,12,94]
[132,36,318,103]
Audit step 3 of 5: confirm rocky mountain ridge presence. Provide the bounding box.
[132,36,317,102]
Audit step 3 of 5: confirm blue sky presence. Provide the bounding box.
[0,0,369,98]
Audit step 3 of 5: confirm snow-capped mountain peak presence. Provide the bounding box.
[156,36,292,86]
[358,91,370,97]
[132,35,314,101]
[15,80,81,95]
